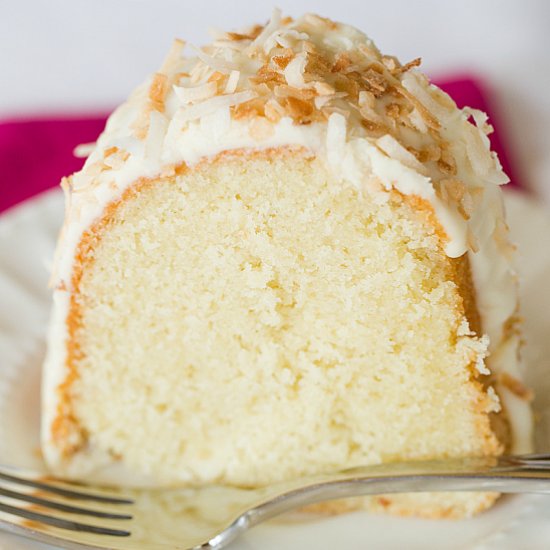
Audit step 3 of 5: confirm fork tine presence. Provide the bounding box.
[0,501,131,537]
[517,453,550,464]
[0,470,133,504]
[0,486,132,519]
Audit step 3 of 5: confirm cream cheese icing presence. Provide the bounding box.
[42,10,533,474]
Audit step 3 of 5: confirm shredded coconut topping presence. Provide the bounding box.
[69,10,512,262]
[173,81,218,104]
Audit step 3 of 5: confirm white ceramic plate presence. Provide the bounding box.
[1,189,550,550]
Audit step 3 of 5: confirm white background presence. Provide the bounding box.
[1,0,549,199]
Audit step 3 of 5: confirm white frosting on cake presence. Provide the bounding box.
[42,10,533,474]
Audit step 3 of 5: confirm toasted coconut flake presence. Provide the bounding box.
[252,82,272,97]
[225,31,255,42]
[272,50,294,69]
[207,71,225,83]
[407,107,429,133]
[381,55,400,72]
[248,7,282,52]
[401,72,446,126]
[332,53,352,73]
[440,178,471,219]
[314,92,347,110]
[250,63,285,85]
[194,48,240,74]
[358,90,375,108]
[358,101,382,123]
[273,28,309,49]
[397,84,440,130]
[211,25,261,42]
[333,73,360,101]
[384,102,401,119]
[464,107,494,135]
[73,142,96,158]
[314,92,349,108]
[314,96,330,109]
[362,66,388,95]
[301,40,316,55]
[68,176,92,195]
[376,134,428,174]
[284,52,308,88]
[85,160,109,178]
[399,57,422,73]
[414,144,441,163]
[360,119,387,137]
[104,148,130,170]
[305,51,332,75]
[313,81,335,96]
[173,72,190,85]
[224,70,240,94]
[263,99,284,122]
[189,60,214,84]
[283,96,314,122]
[149,73,169,112]
[173,81,218,104]
[438,148,457,176]
[232,97,265,119]
[485,152,510,185]
[247,24,264,40]
[351,92,382,117]
[274,84,316,100]
[463,122,494,177]
[178,90,258,123]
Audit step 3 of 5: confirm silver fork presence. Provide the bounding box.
[1,454,550,549]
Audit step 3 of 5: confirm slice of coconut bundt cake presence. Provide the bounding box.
[42,10,533,518]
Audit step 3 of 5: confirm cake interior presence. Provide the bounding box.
[67,150,499,490]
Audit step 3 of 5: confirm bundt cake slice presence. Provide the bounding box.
[42,11,533,518]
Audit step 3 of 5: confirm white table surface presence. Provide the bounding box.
[1,0,549,200]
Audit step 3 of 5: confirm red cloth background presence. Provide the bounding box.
[0,77,520,214]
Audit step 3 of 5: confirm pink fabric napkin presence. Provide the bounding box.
[0,77,520,214]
